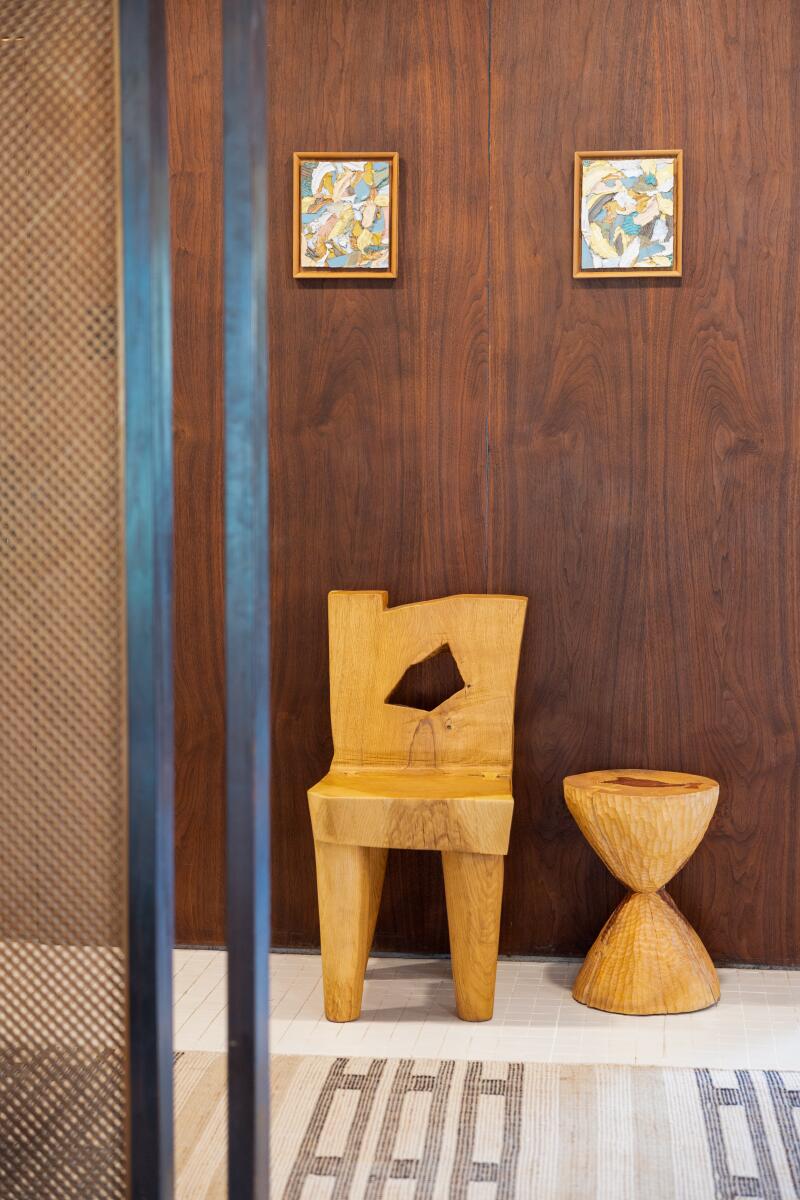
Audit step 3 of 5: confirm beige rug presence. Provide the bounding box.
[175,1052,800,1198]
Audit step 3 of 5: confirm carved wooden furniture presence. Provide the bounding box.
[564,769,720,1015]
[308,590,527,1022]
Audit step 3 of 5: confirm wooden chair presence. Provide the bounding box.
[308,590,527,1022]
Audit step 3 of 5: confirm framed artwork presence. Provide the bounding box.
[573,150,682,278]
[293,152,399,278]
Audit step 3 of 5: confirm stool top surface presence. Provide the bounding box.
[564,767,718,798]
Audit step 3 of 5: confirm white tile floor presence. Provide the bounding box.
[174,949,800,1070]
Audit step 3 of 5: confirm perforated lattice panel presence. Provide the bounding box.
[0,1,127,1196]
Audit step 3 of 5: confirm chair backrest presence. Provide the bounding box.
[327,591,528,774]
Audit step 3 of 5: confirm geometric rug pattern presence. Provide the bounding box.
[176,1052,800,1198]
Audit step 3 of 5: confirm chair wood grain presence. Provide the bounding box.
[309,590,526,1021]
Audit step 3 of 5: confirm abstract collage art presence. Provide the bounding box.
[294,153,398,277]
[574,151,683,277]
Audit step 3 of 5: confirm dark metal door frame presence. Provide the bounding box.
[122,0,269,1192]
[120,0,174,1195]
[223,0,270,1195]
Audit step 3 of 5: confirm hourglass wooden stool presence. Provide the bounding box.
[564,769,720,1015]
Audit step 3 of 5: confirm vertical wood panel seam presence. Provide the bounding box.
[485,0,493,592]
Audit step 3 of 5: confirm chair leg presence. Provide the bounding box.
[441,851,504,1021]
[314,840,388,1022]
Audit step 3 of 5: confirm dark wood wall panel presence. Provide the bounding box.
[171,0,800,963]
[490,0,800,962]
[268,0,490,951]
[167,0,226,945]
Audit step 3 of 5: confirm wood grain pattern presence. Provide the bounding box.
[167,0,226,945]
[563,769,718,892]
[564,770,720,1013]
[442,851,505,1021]
[573,891,720,1015]
[314,840,387,1021]
[309,771,513,856]
[324,591,526,774]
[490,0,800,964]
[269,0,490,953]
[309,591,523,1019]
[307,591,523,860]
[171,0,800,963]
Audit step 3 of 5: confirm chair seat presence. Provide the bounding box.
[308,769,513,855]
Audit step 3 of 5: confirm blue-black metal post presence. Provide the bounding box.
[223,0,270,1195]
[120,0,174,1194]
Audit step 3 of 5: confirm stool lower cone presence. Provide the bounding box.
[572,890,720,1015]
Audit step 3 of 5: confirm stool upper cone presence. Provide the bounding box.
[563,769,719,892]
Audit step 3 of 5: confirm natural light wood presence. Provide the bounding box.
[324,590,526,773]
[564,769,720,1015]
[308,770,513,855]
[309,590,527,1022]
[442,851,505,1021]
[314,840,388,1022]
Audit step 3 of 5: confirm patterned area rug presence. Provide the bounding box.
[175,1052,800,1198]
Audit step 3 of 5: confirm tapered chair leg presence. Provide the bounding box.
[314,840,388,1022]
[442,851,504,1021]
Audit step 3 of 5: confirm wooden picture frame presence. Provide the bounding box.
[293,151,399,279]
[573,150,683,278]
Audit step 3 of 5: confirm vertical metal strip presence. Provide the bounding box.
[119,0,174,1196]
[223,0,270,1194]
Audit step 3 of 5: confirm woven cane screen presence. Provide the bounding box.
[0,2,127,1195]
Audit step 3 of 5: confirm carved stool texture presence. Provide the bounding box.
[564,769,720,1015]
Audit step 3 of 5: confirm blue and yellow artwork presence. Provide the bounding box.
[575,153,681,275]
[296,155,395,274]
